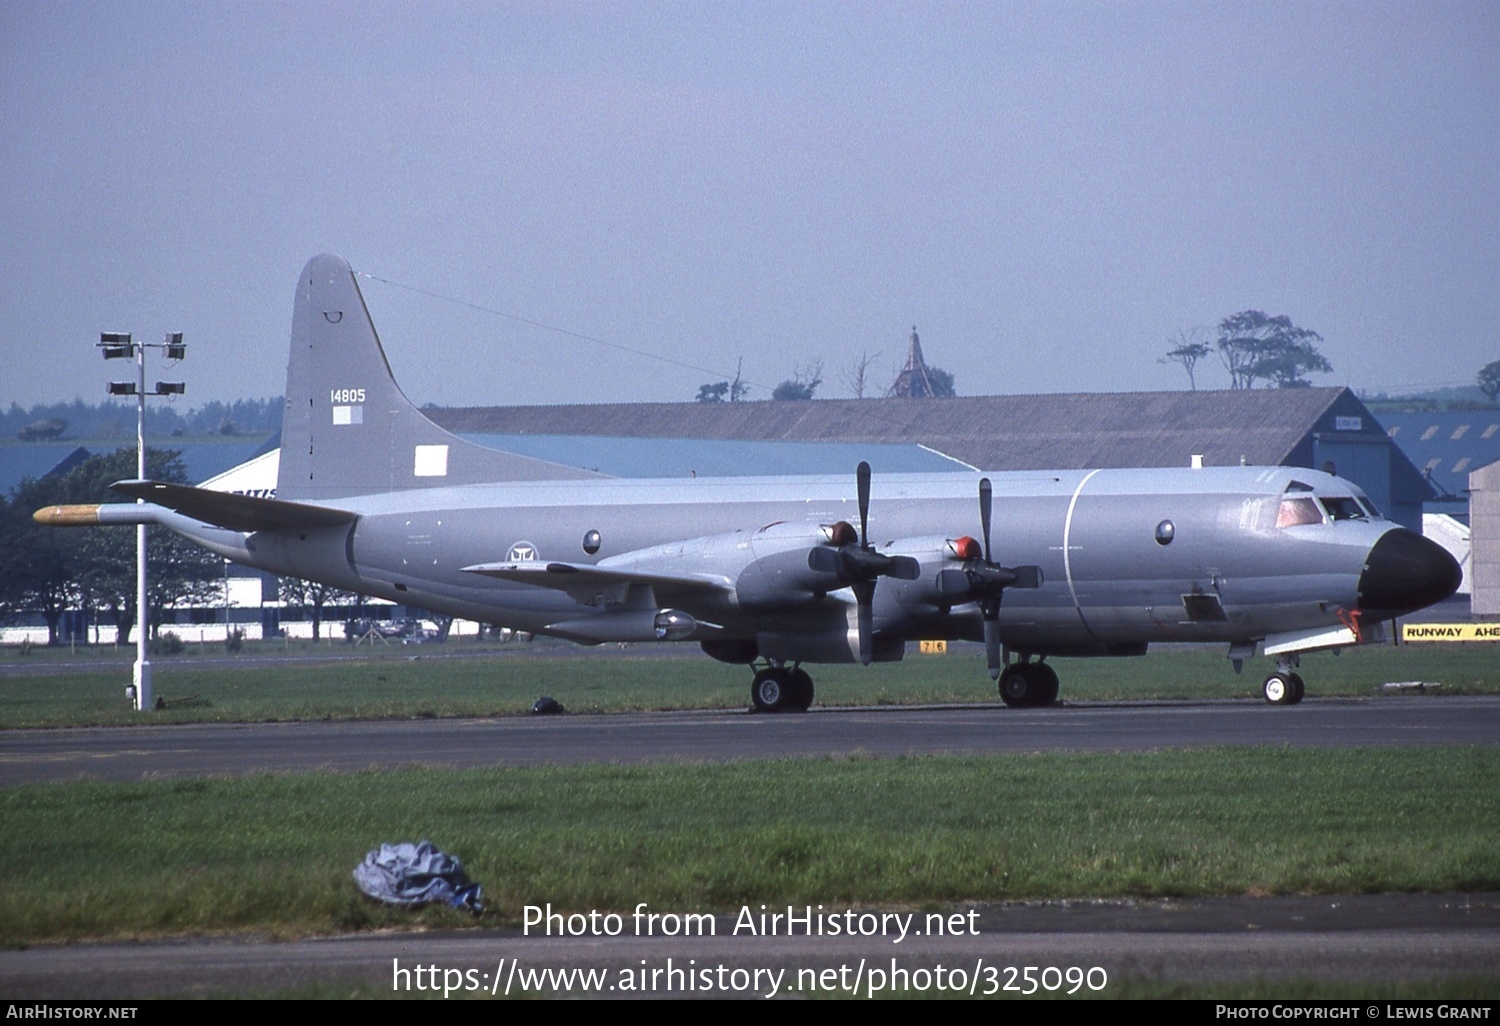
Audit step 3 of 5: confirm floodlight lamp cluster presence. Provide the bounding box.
[99,331,134,360]
[100,331,186,398]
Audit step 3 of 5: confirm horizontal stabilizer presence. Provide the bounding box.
[109,480,355,532]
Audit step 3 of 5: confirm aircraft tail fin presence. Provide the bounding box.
[277,254,601,501]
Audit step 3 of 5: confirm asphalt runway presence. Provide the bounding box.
[4,698,1497,998]
[2,695,1497,787]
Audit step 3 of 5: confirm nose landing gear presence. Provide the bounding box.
[1262,656,1306,705]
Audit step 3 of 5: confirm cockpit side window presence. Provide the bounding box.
[1320,497,1367,521]
[1276,496,1324,528]
[1356,496,1382,519]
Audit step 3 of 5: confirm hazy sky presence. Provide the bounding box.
[3,1,1496,412]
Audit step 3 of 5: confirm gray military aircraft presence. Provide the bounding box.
[37,254,1462,710]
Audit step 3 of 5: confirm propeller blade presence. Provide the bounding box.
[857,461,871,549]
[936,567,970,596]
[807,547,841,574]
[1010,565,1044,589]
[887,555,921,581]
[853,579,875,665]
[979,477,993,564]
[980,478,1001,678]
[983,611,1002,679]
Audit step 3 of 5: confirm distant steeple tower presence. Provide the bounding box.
[887,325,938,398]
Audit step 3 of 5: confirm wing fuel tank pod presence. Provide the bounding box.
[1356,528,1462,616]
[544,609,700,645]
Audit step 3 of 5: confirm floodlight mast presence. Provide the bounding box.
[100,331,185,712]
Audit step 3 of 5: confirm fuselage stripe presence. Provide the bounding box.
[1062,468,1103,637]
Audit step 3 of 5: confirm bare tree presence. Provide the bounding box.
[729,357,747,402]
[1159,329,1213,390]
[841,349,882,399]
[695,357,750,402]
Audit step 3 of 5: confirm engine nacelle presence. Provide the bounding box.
[870,535,977,614]
[734,521,857,611]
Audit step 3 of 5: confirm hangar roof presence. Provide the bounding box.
[456,434,970,477]
[0,435,276,496]
[0,443,93,495]
[1374,409,1500,501]
[432,387,1383,473]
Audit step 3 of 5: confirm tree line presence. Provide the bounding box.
[1159,311,1332,390]
[4,397,283,442]
[0,447,368,646]
[696,349,956,402]
[0,449,223,645]
[1161,310,1496,402]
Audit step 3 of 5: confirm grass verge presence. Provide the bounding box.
[2,746,1496,945]
[1,643,1497,728]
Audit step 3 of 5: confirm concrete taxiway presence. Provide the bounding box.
[3,695,1498,787]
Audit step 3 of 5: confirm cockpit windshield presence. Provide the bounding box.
[1320,497,1368,521]
[1276,496,1323,528]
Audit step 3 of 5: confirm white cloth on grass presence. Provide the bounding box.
[353,840,483,912]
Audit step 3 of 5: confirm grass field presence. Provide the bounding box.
[2,746,1496,945]
[3,642,1496,997]
[1,641,1496,728]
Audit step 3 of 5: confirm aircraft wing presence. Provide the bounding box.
[108,480,355,531]
[462,560,732,607]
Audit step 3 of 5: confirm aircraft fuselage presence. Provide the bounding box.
[204,463,1415,663]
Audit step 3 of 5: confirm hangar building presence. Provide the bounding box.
[1374,408,1500,516]
[430,386,1436,532]
[1469,460,1500,616]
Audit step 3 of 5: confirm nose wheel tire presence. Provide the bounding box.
[1263,671,1305,705]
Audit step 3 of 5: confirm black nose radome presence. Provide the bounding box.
[1357,528,1463,616]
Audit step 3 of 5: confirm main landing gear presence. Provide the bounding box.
[1262,655,1305,705]
[997,659,1059,708]
[750,664,814,713]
